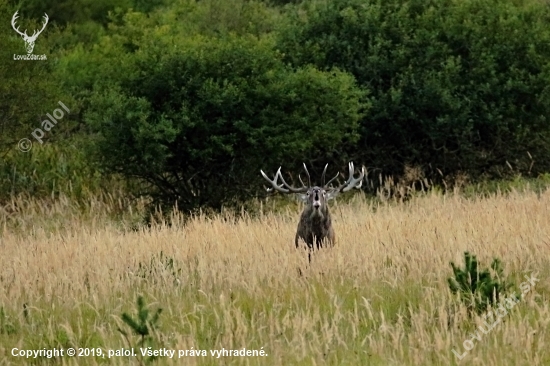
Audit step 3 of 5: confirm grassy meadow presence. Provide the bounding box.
[0,188,549,365]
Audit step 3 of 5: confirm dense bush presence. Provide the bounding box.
[7,0,166,25]
[85,34,365,211]
[278,0,550,179]
[0,140,107,202]
[0,1,72,154]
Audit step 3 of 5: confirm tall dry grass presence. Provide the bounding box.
[0,189,549,365]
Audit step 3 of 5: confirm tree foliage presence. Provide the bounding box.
[4,0,550,212]
[0,1,71,153]
[85,32,365,211]
[278,0,550,178]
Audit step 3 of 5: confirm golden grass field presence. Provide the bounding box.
[0,189,549,365]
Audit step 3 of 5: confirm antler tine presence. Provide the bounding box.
[260,167,289,193]
[30,13,49,38]
[277,168,309,193]
[36,13,48,35]
[11,11,28,37]
[330,162,365,193]
[324,170,340,188]
[302,163,311,187]
[321,163,328,187]
[341,163,365,192]
[298,174,307,187]
[260,166,309,194]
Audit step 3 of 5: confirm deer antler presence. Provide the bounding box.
[30,13,49,39]
[321,163,340,188]
[333,162,365,192]
[11,11,28,38]
[324,162,364,198]
[11,12,48,40]
[261,162,364,194]
[260,164,310,193]
[300,163,311,187]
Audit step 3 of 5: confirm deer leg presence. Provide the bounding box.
[307,237,315,263]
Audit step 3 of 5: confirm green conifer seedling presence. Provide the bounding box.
[448,252,513,315]
[118,296,163,364]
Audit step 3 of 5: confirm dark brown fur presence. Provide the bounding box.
[294,187,335,251]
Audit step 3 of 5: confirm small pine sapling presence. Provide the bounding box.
[448,252,514,315]
[117,296,163,365]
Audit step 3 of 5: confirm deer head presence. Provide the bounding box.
[11,11,49,54]
[260,162,365,253]
[261,162,365,203]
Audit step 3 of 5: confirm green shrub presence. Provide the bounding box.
[0,138,106,202]
[278,0,550,180]
[85,33,366,212]
[0,1,73,156]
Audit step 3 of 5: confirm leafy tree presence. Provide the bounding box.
[0,0,85,204]
[278,0,550,180]
[85,33,366,211]
[0,0,293,204]
[0,1,70,153]
[7,0,160,26]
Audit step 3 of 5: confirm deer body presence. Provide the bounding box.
[295,186,335,250]
[261,163,364,258]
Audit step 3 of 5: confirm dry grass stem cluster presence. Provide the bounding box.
[0,189,549,365]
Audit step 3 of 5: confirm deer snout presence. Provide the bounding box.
[312,191,322,208]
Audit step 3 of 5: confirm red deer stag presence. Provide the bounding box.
[260,162,365,253]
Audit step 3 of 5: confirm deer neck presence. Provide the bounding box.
[308,205,330,222]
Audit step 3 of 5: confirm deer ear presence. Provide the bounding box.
[297,193,308,202]
[326,191,340,201]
